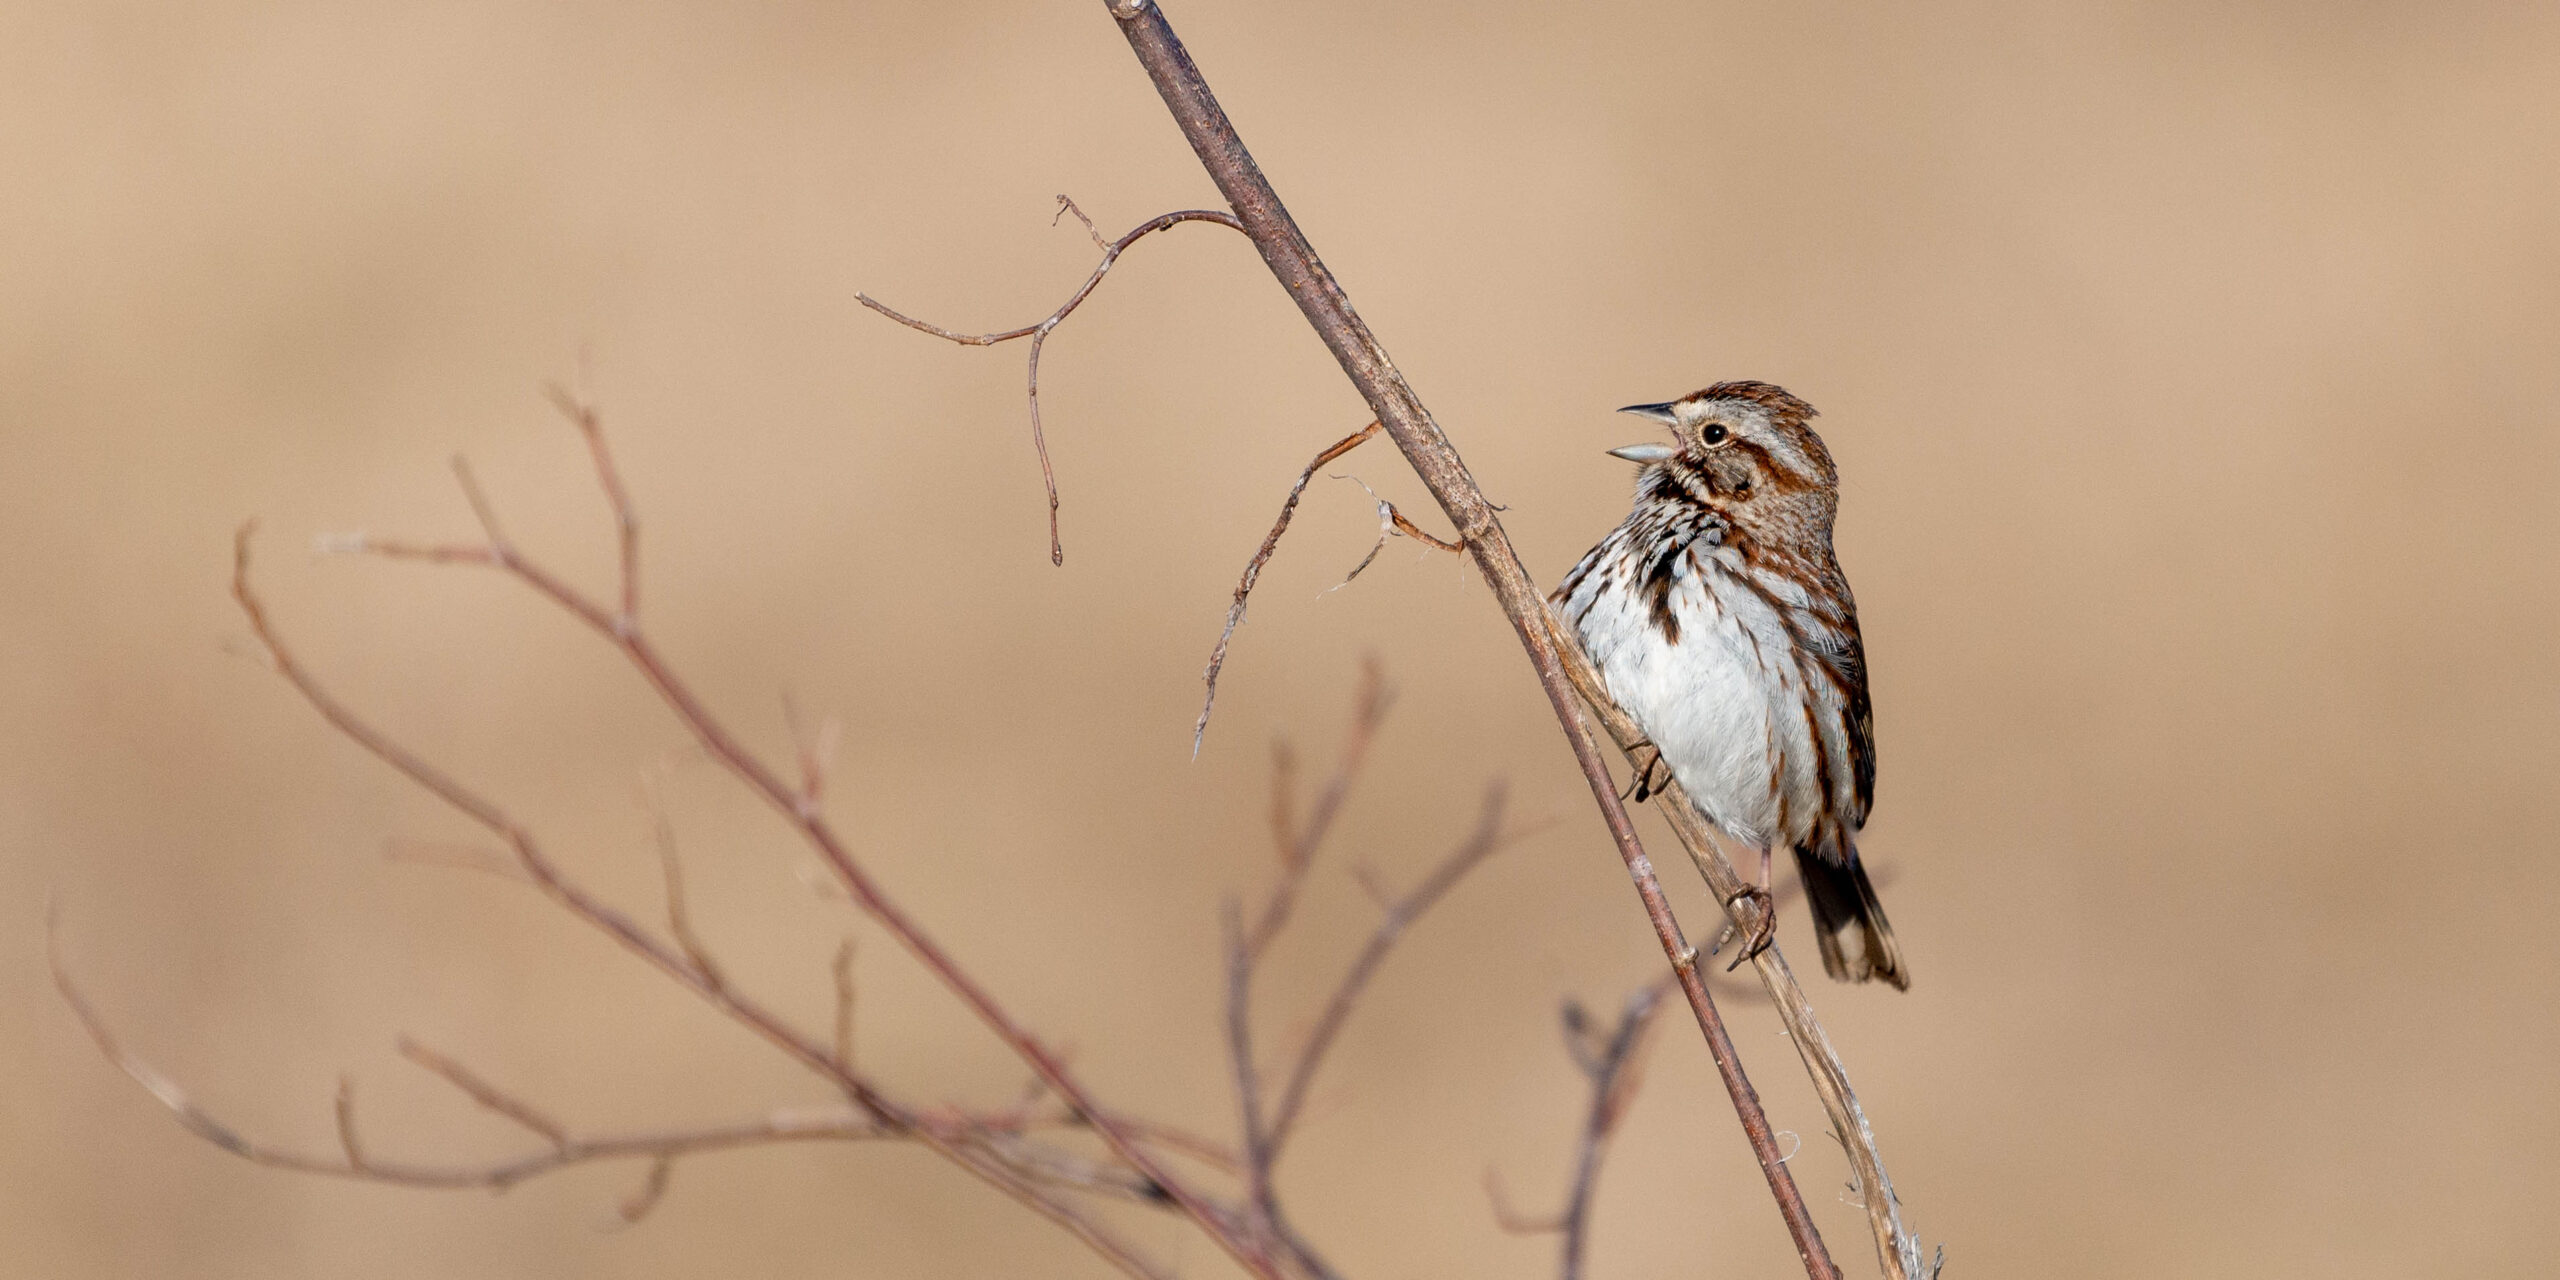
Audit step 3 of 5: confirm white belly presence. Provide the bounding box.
[1562,545,1809,851]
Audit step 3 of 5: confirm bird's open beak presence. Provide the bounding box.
[1617,401,1682,426]
[1608,442,1676,464]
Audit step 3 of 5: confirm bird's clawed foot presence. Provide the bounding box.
[1721,884,1777,970]
[1620,742,1672,804]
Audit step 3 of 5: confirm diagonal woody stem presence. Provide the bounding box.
[1100,3,1934,1276]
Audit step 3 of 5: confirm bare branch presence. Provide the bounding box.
[831,937,857,1072]
[1558,982,1672,1280]
[1325,473,1466,591]
[1264,783,1520,1155]
[1219,904,1273,1217]
[54,914,913,1193]
[859,199,1248,566]
[781,693,842,818]
[397,1037,571,1150]
[448,456,512,555]
[333,1076,368,1170]
[1055,194,1110,251]
[1485,1171,1565,1235]
[544,381,639,626]
[1243,658,1388,958]
[1482,981,1671,1278]
[383,837,528,883]
[1193,421,1381,755]
[617,1155,674,1225]
[647,803,723,989]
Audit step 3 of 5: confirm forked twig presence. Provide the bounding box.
[1218,685,1523,1280]
[1488,980,1674,1280]
[645,802,723,989]
[1263,784,1522,1156]
[859,196,1248,566]
[1243,658,1388,957]
[397,1036,571,1150]
[543,382,638,625]
[1326,473,1465,590]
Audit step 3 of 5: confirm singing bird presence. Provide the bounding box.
[1553,381,1906,988]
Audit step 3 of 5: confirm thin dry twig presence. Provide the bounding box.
[831,937,857,1072]
[1214,679,1516,1280]
[1506,979,1675,1280]
[54,914,918,1189]
[860,196,1248,566]
[646,801,724,989]
[333,1075,367,1170]
[383,837,528,882]
[781,693,843,818]
[617,1155,675,1224]
[1326,473,1466,592]
[1242,658,1388,958]
[544,381,638,626]
[1263,784,1522,1157]
[1193,421,1380,755]
[59,906,1174,1269]
[397,1037,571,1150]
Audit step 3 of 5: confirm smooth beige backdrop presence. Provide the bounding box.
[6,3,2555,1276]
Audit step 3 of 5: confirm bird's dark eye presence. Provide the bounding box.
[1700,424,1728,445]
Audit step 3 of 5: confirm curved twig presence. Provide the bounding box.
[859,197,1248,566]
[1194,421,1380,757]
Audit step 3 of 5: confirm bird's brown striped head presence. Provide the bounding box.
[1611,380,1840,550]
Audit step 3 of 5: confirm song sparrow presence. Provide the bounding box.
[1552,381,1908,988]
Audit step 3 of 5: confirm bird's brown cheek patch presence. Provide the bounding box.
[1732,441,1816,496]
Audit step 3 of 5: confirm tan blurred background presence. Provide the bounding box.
[5,2,2556,1276]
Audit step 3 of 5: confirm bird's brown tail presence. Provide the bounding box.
[1793,846,1909,990]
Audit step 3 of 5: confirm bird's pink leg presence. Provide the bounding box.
[1724,847,1779,969]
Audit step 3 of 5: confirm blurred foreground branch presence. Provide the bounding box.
[1488,978,1675,1280]
[60,392,1619,1278]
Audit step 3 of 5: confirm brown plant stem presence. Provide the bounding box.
[1103,3,1846,1276]
[1196,421,1382,756]
[1221,693,1514,1280]
[1263,784,1517,1156]
[1489,979,1674,1280]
